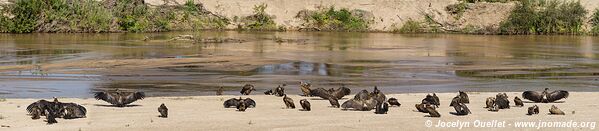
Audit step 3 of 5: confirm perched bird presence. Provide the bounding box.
[264,89,274,95]
[300,99,311,111]
[527,105,539,115]
[370,86,386,105]
[216,87,224,95]
[283,94,295,109]
[495,93,510,109]
[374,102,389,114]
[522,88,569,103]
[274,85,285,97]
[328,97,340,108]
[94,89,145,107]
[549,105,565,115]
[158,103,168,118]
[240,84,256,95]
[422,93,440,107]
[485,97,496,109]
[514,96,524,107]
[300,81,312,96]
[387,98,401,107]
[237,99,247,112]
[425,104,441,117]
[450,97,470,115]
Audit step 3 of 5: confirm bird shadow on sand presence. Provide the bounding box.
[523,101,565,103]
[308,98,348,100]
[93,104,142,107]
[449,112,468,116]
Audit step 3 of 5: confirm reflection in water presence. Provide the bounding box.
[255,62,339,76]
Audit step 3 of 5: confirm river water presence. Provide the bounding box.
[0,31,598,98]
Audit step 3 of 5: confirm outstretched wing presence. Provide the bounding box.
[244,98,256,108]
[522,91,543,102]
[94,92,119,105]
[547,90,568,102]
[310,88,333,99]
[122,92,145,105]
[332,87,351,99]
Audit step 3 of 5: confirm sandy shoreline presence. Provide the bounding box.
[0,92,596,130]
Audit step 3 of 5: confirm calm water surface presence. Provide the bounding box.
[1,31,599,98]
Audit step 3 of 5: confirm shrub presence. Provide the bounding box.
[590,9,599,35]
[297,6,370,31]
[499,0,587,35]
[395,20,423,33]
[238,4,277,30]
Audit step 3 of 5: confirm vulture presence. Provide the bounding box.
[485,97,496,109]
[527,105,539,115]
[300,99,311,111]
[237,99,247,112]
[514,97,524,107]
[158,103,168,118]
[450,97,470,115]
[522,88,569,103]
[549,105,565,115]
[94,89,145,107]
[310,85,351,100]
[370,86,386,105]
[415,103,428,113]
[283,94,295,109]
[240,84,256,95]
[387,98,401,107]
[374,102,389,114]
[495,93,510,109]
[223,97,256,108]
[300,81,312,96]
[274,85,285,97]
[216,87,224,95]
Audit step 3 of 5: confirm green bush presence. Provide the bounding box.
[395,20,423,33]
[239,4,277,30]
[298,6,370,31]
[590,9,599,35]
[500,0,587,35]
[460,0,515,3]
[1,0,44,33]
[446,2,468,19]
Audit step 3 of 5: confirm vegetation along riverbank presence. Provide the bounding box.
[1,0,599,35]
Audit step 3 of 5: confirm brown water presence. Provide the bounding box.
[1,31,599,98]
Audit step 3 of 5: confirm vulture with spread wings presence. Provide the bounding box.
[522,88,568,103]
[94,89,145,107]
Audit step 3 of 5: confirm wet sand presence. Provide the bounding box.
[0,92,596,131]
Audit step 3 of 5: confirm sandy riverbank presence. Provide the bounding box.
[0,92,596,130]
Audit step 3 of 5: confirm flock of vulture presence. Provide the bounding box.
[24,82,569,124]
[224,82,570,118]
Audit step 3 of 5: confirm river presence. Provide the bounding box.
[0,31,598,98]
